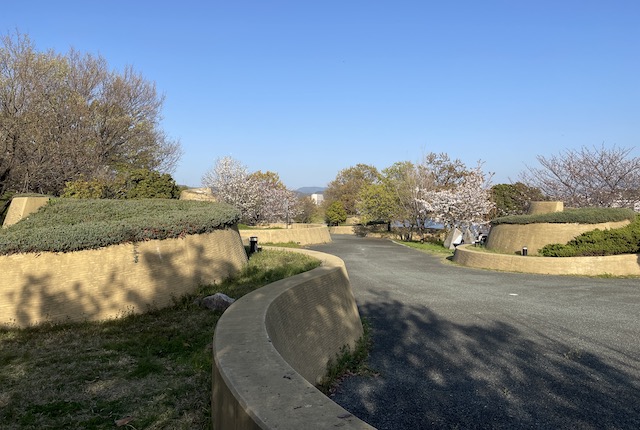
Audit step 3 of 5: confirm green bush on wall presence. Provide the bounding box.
[492,207,636,225]
[0,199,240,255]
[540,215,640,257]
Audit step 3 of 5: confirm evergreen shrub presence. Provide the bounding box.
[0,199,240,255]
[540,215,640,257]
[492,207,635,225]
[61,169,181,200]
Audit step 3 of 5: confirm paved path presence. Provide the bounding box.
[310,235,640,430]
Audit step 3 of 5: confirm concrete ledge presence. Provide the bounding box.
[527,201,563,215]
[212,248,373,430]
[453,244,640,276]
[2,196,50,227]
[0,228,248,327]
[328,226,355,235]
[239,224,332,246]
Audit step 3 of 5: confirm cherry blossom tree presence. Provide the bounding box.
[201,157,260,223]
[201,157,301,225]
[416,163,495,231]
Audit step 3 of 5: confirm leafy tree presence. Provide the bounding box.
[520,144,640,208]
[378,161,432,239]
[0,32,181,196]
[325,201,347,226]
[490,182,546,217]
[356,183,396,226]
[324,164,380,214]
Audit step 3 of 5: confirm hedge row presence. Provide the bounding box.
[491,207,636,225]
[540,215,640,257]
[0,199,241,255]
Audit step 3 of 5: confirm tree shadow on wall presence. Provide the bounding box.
[6,238,241,327]
[332,291,640,430]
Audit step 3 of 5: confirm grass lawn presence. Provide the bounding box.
[395,240,455,257]
[0,250,320,430]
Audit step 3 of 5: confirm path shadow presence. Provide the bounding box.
[332,291,640,429]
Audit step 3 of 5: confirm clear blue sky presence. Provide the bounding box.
[3,1,639,189]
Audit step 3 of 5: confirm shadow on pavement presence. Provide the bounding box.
[332,290,640,429]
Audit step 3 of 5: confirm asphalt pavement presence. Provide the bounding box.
[310,235,640,430]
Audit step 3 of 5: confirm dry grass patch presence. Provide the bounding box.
[0,250,320,429]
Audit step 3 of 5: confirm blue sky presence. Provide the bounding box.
[3,1,639,189]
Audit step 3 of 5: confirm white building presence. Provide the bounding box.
[310,193,324,205]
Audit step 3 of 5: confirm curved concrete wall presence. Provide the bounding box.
[485,220,630,255]
[212,248,373,430]
[453,244,640,276]
[239,224,331,246]
[0,228,248,327]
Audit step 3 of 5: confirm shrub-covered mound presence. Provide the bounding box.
[0,198,240,255]
[492,207,636,225]
[540,215,640,257]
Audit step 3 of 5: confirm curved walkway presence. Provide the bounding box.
[311,235,640,430]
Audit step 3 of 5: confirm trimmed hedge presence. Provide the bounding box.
[0,199,241,255]
[492,207,636,225]
[540,215,640,257]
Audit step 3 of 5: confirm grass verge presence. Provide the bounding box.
[317,319,377,396]
[395,240,455,257]
[0,250,320,430]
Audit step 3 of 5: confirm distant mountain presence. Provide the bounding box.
[296,186,326,195]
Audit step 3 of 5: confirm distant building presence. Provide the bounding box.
[311,193,324,205]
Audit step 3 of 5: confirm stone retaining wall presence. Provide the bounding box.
[0,228,248,327]
[212,248,373,430]
[453,244,640,276]
[239,224,331,246]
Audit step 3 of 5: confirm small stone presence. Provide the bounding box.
[201,293,235,311]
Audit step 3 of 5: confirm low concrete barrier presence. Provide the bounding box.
[212,248,373,430]
[239,224,331,246]
[329,225,356,235]
[453,244,640,276]
[0,228,248,327]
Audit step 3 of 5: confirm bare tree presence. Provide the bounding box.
[0,31,181,196]
[521,144,640,208]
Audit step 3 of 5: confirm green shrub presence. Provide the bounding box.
[492,207,636,225]
[325,201,347,226]
[61,169,180,200]
[0,199,240,255]
[540,215,640,257]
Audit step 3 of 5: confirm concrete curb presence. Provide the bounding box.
[453,244,640,276]
[212,248,374,430]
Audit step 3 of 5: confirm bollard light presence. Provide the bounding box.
[249,236,258,254]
